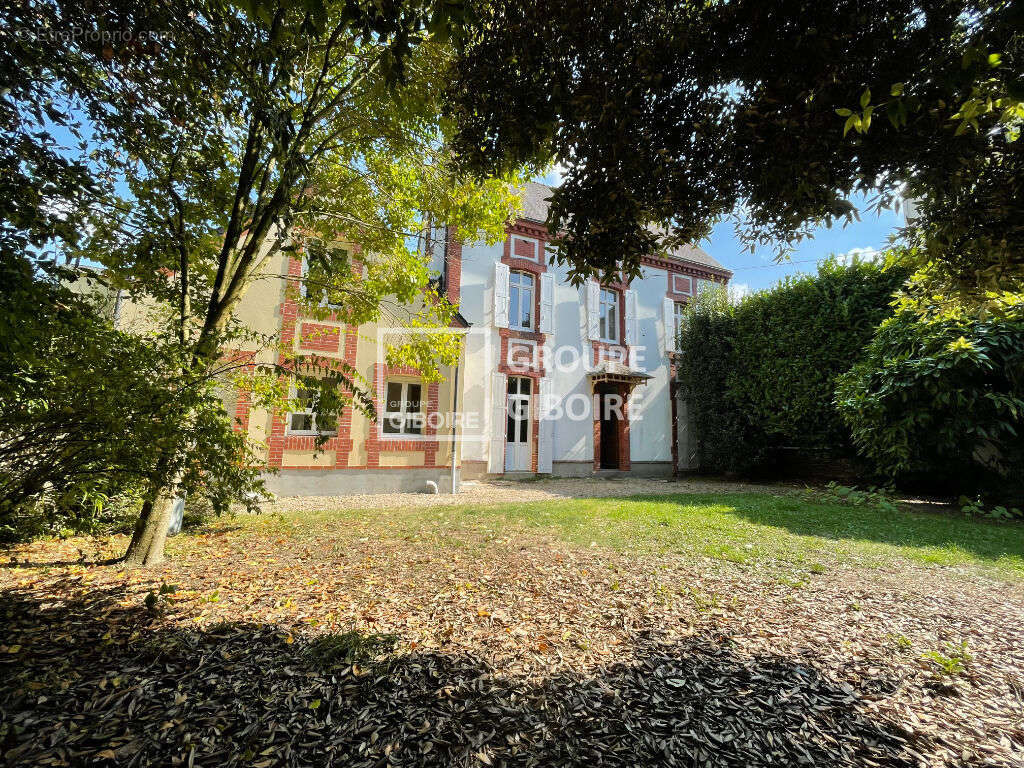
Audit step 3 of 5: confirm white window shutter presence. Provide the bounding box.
[487,372,507,473]
[493,261,510,328]
[586,282,600,341]
[624,289,638,347]
[663,297,676,353]
[539,273,555,334]
[537,377,554,473]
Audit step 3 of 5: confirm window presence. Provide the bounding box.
[302,248,349,306]
[509,271,534,330]
[288,388,337,435]
[673,301,686,352]
[599,288,619,342]
[695,278,716,296]
[383,381,423,435]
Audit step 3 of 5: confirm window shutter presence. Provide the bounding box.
[487,372,507,473]
[586,282,600,341]
[662,297,676,353]
[539,273,555,334]
[493,262,510,328]
[537,377,554,473]
[624,289,638,346]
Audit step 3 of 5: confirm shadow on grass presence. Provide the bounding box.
[624,493,1024,567]
[0,582,925,767]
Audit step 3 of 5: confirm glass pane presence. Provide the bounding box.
[290,413,314,432]
[406,416,423,436]
[406,384,422,412]
[385,382,403,413]
[296,388,315,408]
[521,377,532,395]
[509,286,520,327]
[520,287,532,327]
[317,414,337,433]
[383,415,403,434]
[507,377,518,395]
[507,408,516,441]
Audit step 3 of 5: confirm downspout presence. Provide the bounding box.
[450,360,460,494]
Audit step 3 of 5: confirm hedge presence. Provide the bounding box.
[676,257,908,474]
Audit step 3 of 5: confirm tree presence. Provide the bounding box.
[0,252,261,543]
[7,0,522,564]
[446,0,1023,301]
[836,293,1024,500]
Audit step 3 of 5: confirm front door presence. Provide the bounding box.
[505,376,532,471]
[598,383,621,469]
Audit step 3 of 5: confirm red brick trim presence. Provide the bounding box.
[297,322,341,352]
[444,228,462,307]
[641,253,732,280]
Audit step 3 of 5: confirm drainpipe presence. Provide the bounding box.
[450,361,460,494]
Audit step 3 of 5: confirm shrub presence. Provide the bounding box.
[676,256,907,474]
[0,253,265,544]
[836,299,1024,502]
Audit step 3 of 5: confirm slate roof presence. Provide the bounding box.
[517,182,730,275]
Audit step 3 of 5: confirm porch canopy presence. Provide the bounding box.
[587,360,652,388]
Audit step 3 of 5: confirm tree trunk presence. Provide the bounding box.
[123,488,175,567]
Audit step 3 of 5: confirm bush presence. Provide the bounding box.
[676,256,907,474]
[0,252,265,544]
[836,300,1024,503]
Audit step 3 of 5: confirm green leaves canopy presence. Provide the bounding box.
[447,0,1023,295]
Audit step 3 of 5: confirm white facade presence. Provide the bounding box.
[456,183,731,479]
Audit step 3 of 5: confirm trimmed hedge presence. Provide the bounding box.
[676,257,908,474]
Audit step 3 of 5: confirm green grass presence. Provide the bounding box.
[241,492,1024,581]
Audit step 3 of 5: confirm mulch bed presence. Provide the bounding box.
[1,520,1022,767]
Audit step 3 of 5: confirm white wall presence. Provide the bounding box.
[457,237,676,470]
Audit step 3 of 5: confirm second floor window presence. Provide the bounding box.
[383,381,423,435]
[674,301,686,351]
[599,288,619,343]
[302,248,349,307]
[509,271,534,330]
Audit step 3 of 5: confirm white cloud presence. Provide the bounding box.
[833,246,881,266]
[728,282,751,303]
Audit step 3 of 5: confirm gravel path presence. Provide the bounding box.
[267,476,779,514]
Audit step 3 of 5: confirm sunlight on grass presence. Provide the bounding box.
[229,492,1024,581]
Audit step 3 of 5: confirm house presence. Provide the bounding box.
[197,182,731,495]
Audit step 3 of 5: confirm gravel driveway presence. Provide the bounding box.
[267,476,775,514]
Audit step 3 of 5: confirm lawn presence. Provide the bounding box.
[247,491,1024,580]
[2,488,1023,767]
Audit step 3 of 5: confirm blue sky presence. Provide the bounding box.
[704,197,905,296]
[539,169,905,296]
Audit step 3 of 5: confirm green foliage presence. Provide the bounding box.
[306,630,399,669]
[448,0,1024,296]
[836,299,1024,501]
[805,483,900,515]
[921,641,972,676]
[676,257,906,473]
[3,0,526,562]
[0,253,264,544]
